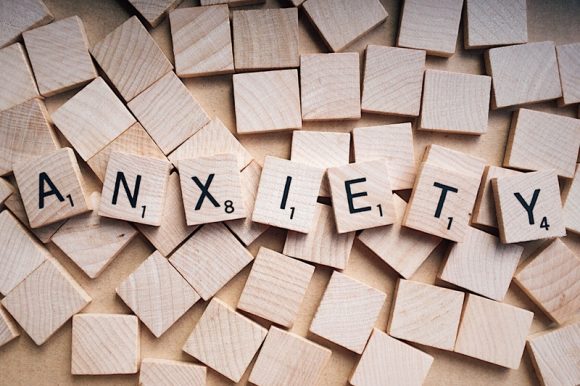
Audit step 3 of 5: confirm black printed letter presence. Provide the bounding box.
[280,176,292,210]
[192,174,220,210]
[433,182,458,218]
[38,172,64,209]
[345,178,371,214]
[112,172,141,208]
[514,189,540,225]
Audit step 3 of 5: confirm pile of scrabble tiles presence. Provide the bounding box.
[0,0,579,385]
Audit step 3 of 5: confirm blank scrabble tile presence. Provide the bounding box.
[300,53,360,121]
[0,43,39,111]
[99,152,171,226]
[129,0,182,27]
[485,42,561,108]
[252,156,324,233]
[71,314,139,375]
[472,166,522,228]
[91,16,173,102]
[0,304,19,348]
[201,0,265,5]
[1,258,91,346]
[51,77,136,161]
[464,0,527,49]
[0,0,53,48]
[52,192,137,279]
[178,153,245,225]
[250,326,331,386]
[183,298,267,383]
[117,251,200,337]
[362,45,425,117]
[169,222,254,300]
[303,0,387,52]
[492,170,566,243]
[13,148,90,228]
[454,294,533,369]
[310,272,386,354]
[439,226,523,301]
[397,0,463,57]
[232,8,298,70]
[420,70,491,135]
[233,70,302,134]
[140,359,206,386]
[128,72,209,154]
[0,177,14,204]
[23,16,96,97]
[564,165,580,234]
[238,247,314,328]
[557,43,580,105]
[423,144,486,179]
[170,5,234,77]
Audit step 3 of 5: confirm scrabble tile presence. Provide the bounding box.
[485,41,562,108]
[472,166,522,228]
[0,177,14,204]
[492,170,566,243]
[0,0,53,48]
[397,0,463,57]
[557,43,580,105]
[328,160,397,233]
[0,43,39,111]
[252,156,324,233]
[361,45,426,117]
[503,109,580,179]
[91,16,173,102]
[284,203,355,270]
[182,298,267,382]
[464,0,527,49]
[454,294,533,369]
[201,0,265,5]
[170,5,234,77]
[0,304,19,348]
[52,192,138,279]
[309,272,386,354]
[514,239,579,324]
[439,226,524,301]
[169,222,254,300]
[249,326,331,386]
[237,247,314,328]
[71,314,139,375]
[300,53,360,121]
[129,0,182,28]
[51,77,136,161]
[117,251,200,337]
[350,328,433,386]
[23,16,97,97]
[128,71,209,154]
[1,258,91,345]
[358,194,441,279]
[303,0,387,52]
[423,144,486,179]
[99,152,171,226]
[232,8,298,70]
[420,70,491,135]
[140,359,206,386]
[13,148,90,228]
[233,70,302,134]
[564,165,580,234]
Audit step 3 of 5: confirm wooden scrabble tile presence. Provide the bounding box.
[303,0,387,52]
[201,0,265,5]
[358,194,441,279]
[472,166,522,228]
[328,160,397,233]
[182,298,267,383]
[454,294,533,369]
[423,144,486,179]
[464,0,527,49]
[23,16,96,97]
[557,43,580,105]
[252,156,324,233]
[492,170,566,243]
[420,70,491,135]
[503,109,580,179]
[249,326,331,386]
[178,153,245,225]
[309,272,386,354]
[232,8,298,70]
[350,328,434,386]
[170,5,234,77]
[52,192,138,279]
[129,0,182,28]
[397,0,463,57]
[0,177,14,204]
[284,203,355,270]
[233,70,302,134]
[300,53,360,121]
[169,222,254,300]
[564,164,580,234]
[0,304,19,348]
[0,43,39,111]
[71,314,139,375]
[1,257,91,345]
[237,247,314,328]
[99,152,171,226]
[140,359,206,386]
[439,226,524,301]
[51,77,136,161]
[0,0,53,48]
[485,41,562,108]
[117,251,200,337]
[13,148,90,228]
[128,72,209,154]
[361,45,425,117]
[91,16,173,102]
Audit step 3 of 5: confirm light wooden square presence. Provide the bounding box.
[0,177,14,204]
[129,0,182,28]
[423,144,486,179]
[472,166,522,228]
[564,164,580,234]
[0,0,53,48]
[0,304,19,348]
[140,359,206,386]
[557,43,580,105]
[0,43,39,112]
[464,0,527,49]
[201,0,265,5]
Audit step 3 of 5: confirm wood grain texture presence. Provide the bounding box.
[464,0,527,49]
[0,0,53,48]
[128,0,182,27]
[563,164,580,234]
[0,177,14,204]
[0,304,19,348]
[201,0,265,5]
[139,359,206,386]
[557,43,580,105]
[423,144,487,179]
[0,43,39,111]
